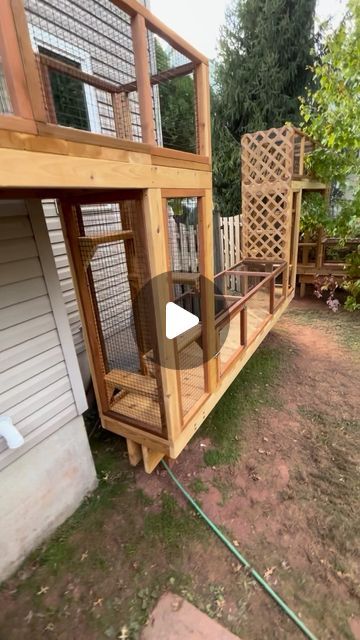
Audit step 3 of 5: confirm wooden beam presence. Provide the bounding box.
[37,52,120,94]
[142,188,183,444]
[111,0,208,65]
[199,191,217,393]
[58,200,110,414]
[118,62,195,93]
[131,14,156,145]
[195,63,212,159]
[0,0,34,121]
[0,147,212,189]
[290,190,302,290]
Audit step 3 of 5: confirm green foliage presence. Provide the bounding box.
[300,1,360,184]
[300,192,331,235]
[155,41,195,153]
[212,0,316,216]
[300,1,360,309]
[344,250,360,311]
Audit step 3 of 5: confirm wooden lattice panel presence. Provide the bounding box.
[242,185,291,259]
[241,126,294,186]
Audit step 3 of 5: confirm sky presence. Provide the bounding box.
[149,0,348,59]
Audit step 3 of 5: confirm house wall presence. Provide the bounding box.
[0,199,97,581]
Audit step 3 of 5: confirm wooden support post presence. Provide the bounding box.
[240,307,247,347]
[0,0,36,121]
[199,190,217,394]
[315,227,324,270]
[112,92,133,140]
[58,200,110,415]
[141,445,164,473]
[127,439,142,466]
[290,190,302,291]
[269,276,275,314]
[195,62,211,159]
[131,14,156,145]
[299,136,305,175]
[142,188,183,444]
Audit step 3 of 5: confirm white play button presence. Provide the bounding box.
[166,302,199,340]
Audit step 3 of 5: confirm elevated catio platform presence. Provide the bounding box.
[0,2,324,471]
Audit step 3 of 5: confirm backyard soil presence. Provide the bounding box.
[0,297,359,640]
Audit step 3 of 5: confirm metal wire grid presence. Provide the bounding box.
[148,30,197,153]
[0,61,12,114]
[166,198,205,417]
[24,0,143,141]
[76,199,165,433]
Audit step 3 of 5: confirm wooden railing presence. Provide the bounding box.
[0,0,210,159]
[214,260,287,376]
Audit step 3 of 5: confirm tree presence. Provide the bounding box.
[300,0,360,310]
[155,40,196,153]
[213,0,316,216]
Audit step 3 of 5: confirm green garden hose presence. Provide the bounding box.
[162,459,317,640]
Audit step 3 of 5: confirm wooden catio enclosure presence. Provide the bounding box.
[0,1,324,472]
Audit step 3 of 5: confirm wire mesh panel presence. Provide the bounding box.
[24,0,152,142]
[73,195,165,434]
[147,30,197,153]
[165,197,206,417]
[0,60,12,114]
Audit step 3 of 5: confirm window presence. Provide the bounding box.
[39,47,90,131]
[28,25,101,133]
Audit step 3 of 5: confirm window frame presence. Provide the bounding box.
[28,25,101,134]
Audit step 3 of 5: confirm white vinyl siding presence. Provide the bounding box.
[0,200,84,470]
[42,200,85,355]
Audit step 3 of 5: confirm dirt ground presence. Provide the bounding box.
[0,297,359,640]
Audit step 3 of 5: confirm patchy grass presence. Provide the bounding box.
[1,302,359,640]
[189,477,209,496]
[201,338,288,466]
[287,305,360,352]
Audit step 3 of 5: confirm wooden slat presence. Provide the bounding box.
[142,188,182,442]
[105,369,158,400]
[0,147,212,190]
[131,14,156,145]
[118,62,195,93]
[195,63,211,158]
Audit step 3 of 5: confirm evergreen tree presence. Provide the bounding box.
[155,40,196,153]
[213,0,316,216]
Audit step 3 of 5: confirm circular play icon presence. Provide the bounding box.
[131,272,230,370]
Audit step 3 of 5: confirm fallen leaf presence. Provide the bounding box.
[92,597,103,608]
[24,611,33,624]
[80,551,88,562]
[232,540,239,547]
[118,626,128,640]
[36,586,49,596]
[264,566,276,580]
